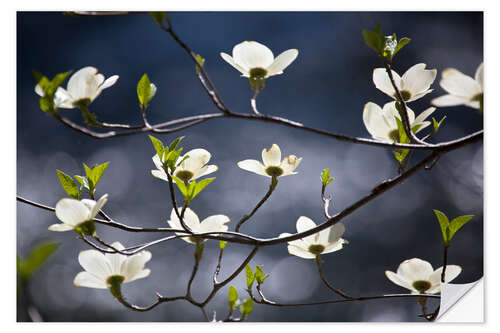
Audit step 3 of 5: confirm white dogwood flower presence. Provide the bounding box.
[151,148,218,183]
[373,63,437,102]
[431,63,483,110]
[279,216,348,259]
[220,41,298,79]
[35,66,119,109]
[74,242,151,289]
[237,144,302,178]
[363,101,435,142]
[167,208,230,244]
[49,194,108,232]
[385,258,461,294]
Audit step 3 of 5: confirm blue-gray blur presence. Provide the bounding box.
[17,11,483,322]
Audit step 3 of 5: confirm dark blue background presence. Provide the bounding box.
[17,11,483,322]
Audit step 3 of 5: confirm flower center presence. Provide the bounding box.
[308,244,325,255]
[388,129,400,142]
[394,90,411,102]
[265,166,284,177]
[73,98,92,108]
[106,275,125,287]
[249,67,268,79]
[75,220,96,236]
[175,170,194,183]
[412,280,431,293]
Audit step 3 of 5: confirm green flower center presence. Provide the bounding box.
[394,90,412,102]
[106,275,125,287]
[412,280,431,293]
[388,129,400,142]
[265,166,283,177]
[73,98,92,108]
[175,170,194,183]
[75,220,96,236]
[308,244,325,255]
[249,67,268,79]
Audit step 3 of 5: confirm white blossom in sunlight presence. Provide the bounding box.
[279,216,348,259]
[167,207,230,244]
[74,242,151,289]
[237,144,302,178]
[35,66,119,109]
[431,63,483,109]
[220,41,298,79]
[49,194,108,232]
[385,258,461,294]
[363,101,435,142]
[151,148,218,183]
[373,63,437,102]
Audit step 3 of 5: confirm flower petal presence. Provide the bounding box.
[325,223,346,244]
[192,164,218,180]
[440,68,482,98]
[237,159,268,177]
[385,270,414,292]
[123,251,152,282]
[266,49,299,77]
[401,63,437,96]
[100,75,119,90]
[179,148,211,173]
[233,41,274,70]
[198,215,230,234]
[220,52,249,76]
[414,107,436,124]
[66,66,99,101]
[261,144,281,167]
[475,63,483,91]
[73,271,107,289]
[89,194,108,220]
[151,169,169,182]
[363,102,392,141]
[280,155,301,176]
[322,239,347,254]
[429,265,462,286]
[48,223,75,232]
[373,68,401,99]
[287,245,316,259]
[78,249,111,280]
[55,198,91,226]
[104,242,126,275]
[296,216,318,244]
[396,258,434,281]
[431,94,470,107]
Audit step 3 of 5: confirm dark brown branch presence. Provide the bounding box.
[235,178,277,232]
[315,257,352,299]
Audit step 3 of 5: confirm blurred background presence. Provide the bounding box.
[16,11,483,322]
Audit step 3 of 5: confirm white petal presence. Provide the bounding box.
[401,63,437,95]
[326,223,346,244]
[373,68,401,99]
[413,107,436,124]
[396,258,434,281]
[66,66,99,101]
[123,251,152,282]
[429,265,462,286]
[383,101,415,124]
[104,242,126,275]
[233,41,274,70]
[198,215,230,234]
[475,63,483,91]
[440,68,482,98]
[54,87,74,108]
[322,239,347,254]
[34,84,44,96]
[287,245,316,259]
[100,75,119,90]
[48,223,75,232]
[73,271,107,289]
[169,207,200,232]
[385,270,414,292]
[261,144,281,167]
[266,49,299,77]
[237,159,268,177]
[55,198,91,226]
[407,89,433,102]
[152,154,163,170]
[296,216,318,244]
[149,83,157,99]
[192,164,218,180]
[78,250,111,280]
[151,169,169,182]
[179,148,211,173]
[220,52,249,76]
[89,194,108,219]
[280,155,301,176]
[431,94,469,107]
[363,102,392,140]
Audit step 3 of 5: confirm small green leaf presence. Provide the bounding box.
[150,12,168,27]
[74,175,90,192]
[18,241,59,280]
[320,168,334,187]
[219,240,227,250]
[393,117,410,163]
[228,286,238,310]
[448,215,474,240]
[56,170,80,199]
[168,136,185,152]
[195,54,205,73]
[255,266,269,284]
[433,209,450,245]
[362,27,384,54]
[149,135,165,159]
[137,73,152,107]
[171,175,188,197]
[240,298,253,317]
[245,264,254,289]
[191,178,215,200]
[89,162,109,193]
[393,37,411,56]
[432,116,447,133]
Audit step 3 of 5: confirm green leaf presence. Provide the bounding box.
[191,178,215,200]
[255,266,269,284]
[56,170,80,199]
[320,168,334,187]
[150,12,168,26]
[393,37,411,56]
[33,70,71,114]
[433,209,450,245]
[240,298,253,317]
[219,240,227,250]
[137,73,152,107]
[245,264,254,289]
[362,27,384,54]
[393,117,410,163]
[448,215,474,240]
[168,136,185,152]
[74,175,90,192]
[149,135,165,159]
[18,241,59,280]
[88,162,109,193]
[171,175,188,197]
[195,54,205,73]
[228,286,238,310]
[432,116,447,133]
